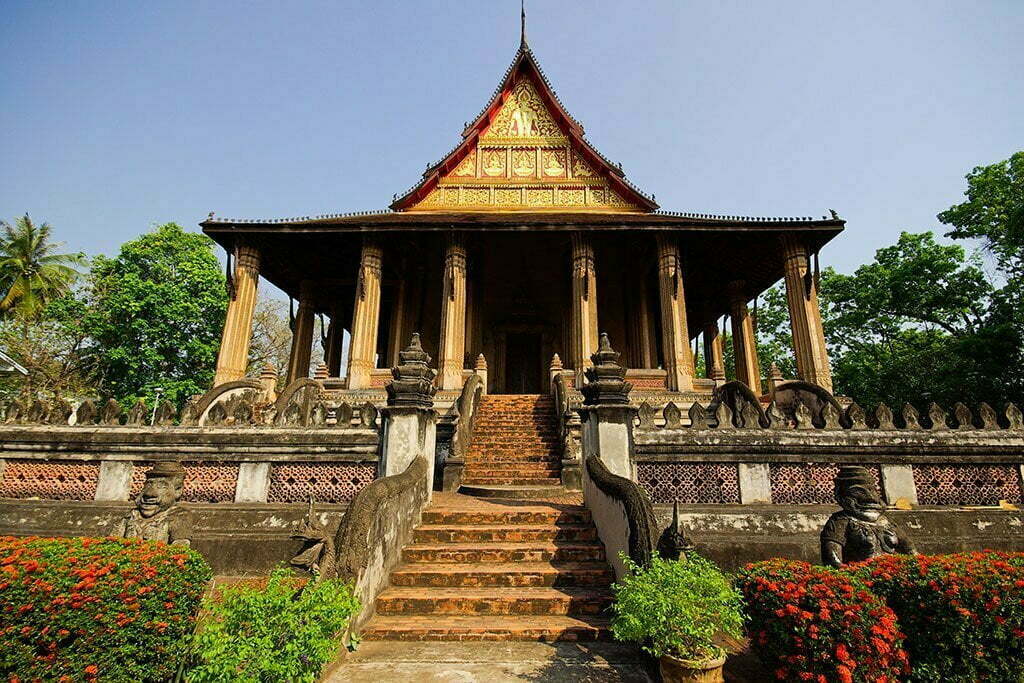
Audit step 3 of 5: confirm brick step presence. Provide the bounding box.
[389,562,614,588]
[412,523,596,543]
[421,507,590,526]
[468,438,559,446]
[471,421,558,429]
[461,476,563,487]
[402,541,606,564]
[463,464,560,475]
[464,453,560,462]
[361,615,611,642]
[375,587,613,616]
[458,484,569,499]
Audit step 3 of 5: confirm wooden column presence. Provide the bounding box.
[438,233,468,391]
[655,235,695,392]
[285,280,316,384]
[781,235,833,391]
[386,280,407,368]
[213,244,260,386]
[346,238,383,390]
[703,323,725,381]
[627,277,655,369]
[324,307,343,377]
[728,281,762,395]
[570,232,599,379]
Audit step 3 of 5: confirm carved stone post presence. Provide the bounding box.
[438,233,468,391]
[627,277,655,369]
[214,244,261,386]
[570,232,599,382]
[781,235,832,392]
[286,280,316,385]
[728,280,762,395]
[346,238,384,390]
[703,323,726,383]
[655,236,695,392]
[386,281,407,368]
[578,333,636,479]
[381,334,438,500]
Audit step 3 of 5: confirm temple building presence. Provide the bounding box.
[201,28,841,401]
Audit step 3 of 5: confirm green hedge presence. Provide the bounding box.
[849,551,1024,683]
[0,536,211,682]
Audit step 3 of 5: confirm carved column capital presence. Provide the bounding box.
[236,244,261,276]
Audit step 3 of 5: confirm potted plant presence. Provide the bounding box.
[611,553,744,683]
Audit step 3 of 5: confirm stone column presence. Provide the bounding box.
[703,323,726,382]
[286,280,316,385]
[655,236,695,392]
[781,236,833,392]
[386,281,407,368]
[438,233,468,391]
[214,244,261,386]
[346,238,384,390]
[570,233,599,380]
[728,281,762,395]
[627,278,655,369]
[324,312,343,377]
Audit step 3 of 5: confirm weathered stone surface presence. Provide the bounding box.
[580,334,631,406]
[385,333,437,409]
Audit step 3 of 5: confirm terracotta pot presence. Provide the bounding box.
[658,652,726,683]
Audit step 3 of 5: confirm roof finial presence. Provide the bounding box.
[520,0,527,48]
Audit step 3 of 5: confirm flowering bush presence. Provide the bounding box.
[186,567,360,682]
[738,559,908,682]
[0,535,211,682]
[611,553,744,662]
[848,551,1024,683]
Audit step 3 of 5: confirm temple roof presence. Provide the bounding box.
[389,41,659,213]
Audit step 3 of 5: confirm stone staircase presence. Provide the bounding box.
[362,493,614,641]
[461,394,562,495]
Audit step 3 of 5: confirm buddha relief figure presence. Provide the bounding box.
[116,461,191,546]
[482,150,504,177]
[512,149,536,177]
[542,151,565,177]
[820,465,915,568]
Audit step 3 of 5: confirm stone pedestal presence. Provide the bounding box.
[214,245,260,386]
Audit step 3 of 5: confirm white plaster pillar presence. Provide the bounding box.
[94,461,133,501]
[214,244,260,386]
[881,464,918,505]
[655,235,696,392]
[738,463,772,504]
[234,462,272,503]
[380,407,437,501]
[346,239,384,390]
[438,233,468,391]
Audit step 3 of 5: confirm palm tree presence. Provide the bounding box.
[0,214,85,319]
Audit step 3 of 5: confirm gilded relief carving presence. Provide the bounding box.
[511,149,536,178]
[572,152,596,177]
[481,149,505,177]
[483,79,562,140]
[526,188,555,206]
[541,150,566,177]
[453,151,476,177]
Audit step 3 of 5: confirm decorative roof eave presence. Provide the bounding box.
[389,43,659,213]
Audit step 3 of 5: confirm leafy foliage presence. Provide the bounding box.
[0,536,211,682]
[737,559,908,683]
[848,551,1024,683]
[85,223,227,407]
[0,214,84,320]
[186,567,359,683]
[611,553,744,661]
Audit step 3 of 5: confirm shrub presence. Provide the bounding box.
[611,553,744,662]
[848,551,1024,683]
[0,535,211,682]
[186,567,360,682]
[738,559,908,683]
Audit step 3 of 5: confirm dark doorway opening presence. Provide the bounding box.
[505,332,543,394]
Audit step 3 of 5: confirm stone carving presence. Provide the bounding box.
[290,497,336,578]
[845,402,868,430]
[794,402,813,430]
[713,402,733,429]
[27,399,48,424]
[901,404,921,430]
[765,401,788,429]
[637,401,656,430]
[1007,403,1024,430]
[154,400,176,426]
[713,381,765,428]
[127,399,148,426]
[928,402,949,430]
[978,402,999,430]
[688,402,708,430]
[580,333,632,406]
[663,402,682,429]
[116,461,190,545]
[385,333,437,409]
[874,403,895,430]
[739,401,762,429]
[656,501,694,561]
[101,398,122,426]
[953,402,974,430]
[334,402,353,428]
[180,396,201,425]
[48,399,73,425]
[359,402,378,428]
[820,465,915,568]
[206,402,227,426]
[75,399,98,425]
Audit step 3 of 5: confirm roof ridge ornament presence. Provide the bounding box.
[520,0,528,49]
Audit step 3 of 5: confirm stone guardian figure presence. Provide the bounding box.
[820,465,915,567]
[116,461,191,545]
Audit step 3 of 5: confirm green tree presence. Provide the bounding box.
[87,223,227,406]
[0,214,84,319]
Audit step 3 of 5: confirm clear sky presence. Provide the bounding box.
[2,1,1021,279]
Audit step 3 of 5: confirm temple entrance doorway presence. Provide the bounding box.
[505,332,543,393]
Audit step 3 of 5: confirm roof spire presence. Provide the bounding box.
[520,0,528,48]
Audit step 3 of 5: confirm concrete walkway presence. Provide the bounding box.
[323,641,658,682]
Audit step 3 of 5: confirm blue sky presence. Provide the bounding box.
[2,1,1021,281]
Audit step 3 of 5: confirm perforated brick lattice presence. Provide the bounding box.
[266,463,376,503]
[0,460,100,500]
[913,464,1023,506]
[636,462,740,504]
[130,463,239,503]
[769,463,882,504]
